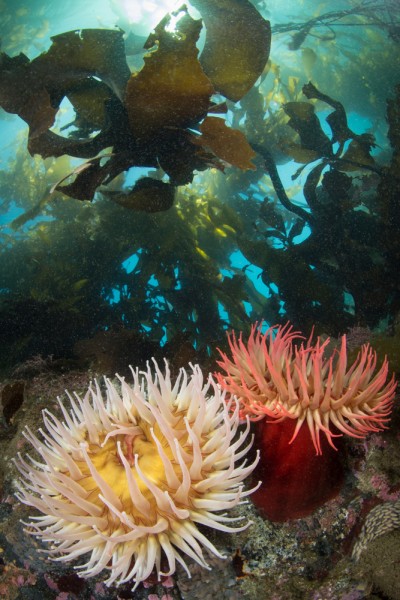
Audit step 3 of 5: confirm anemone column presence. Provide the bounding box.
[250,418,344,521]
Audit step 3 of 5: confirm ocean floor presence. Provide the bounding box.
[0,363,399,600]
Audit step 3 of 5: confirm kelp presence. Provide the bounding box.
[271,1,400,48]
[0,52,58,140]
[235,83,400,332]
[1,0,400,376]
[190,0,271,101]
[0,187,265,372]
[65,79,114,133]
[192,117,257,171]
[125,10,213,139]
[0,1,270,207]
[282,83,379,177]
[102,178,176,213]
[0,29,130,147]
[283,101,333,160]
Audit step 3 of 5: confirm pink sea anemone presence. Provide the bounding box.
[217,322,396,454]
[216,322,397,521]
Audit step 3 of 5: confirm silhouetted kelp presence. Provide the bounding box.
[0,188,260,373]
[0,1,400,376]
[271,1,400,48]
[226,80,400,335]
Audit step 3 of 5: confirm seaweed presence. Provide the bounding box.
[1,0,400,374]
[0,186,265,372]
[271,1,400,48]
[0,1,271,204]
[233,81,400,333]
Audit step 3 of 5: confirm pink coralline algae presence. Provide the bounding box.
[369,473,400,502]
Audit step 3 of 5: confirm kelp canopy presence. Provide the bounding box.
[0,0,400,375]
[0,1,270,203]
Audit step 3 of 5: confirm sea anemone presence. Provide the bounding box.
[216,322,397,521]
[13,361,258,589]
[217,322,396,453]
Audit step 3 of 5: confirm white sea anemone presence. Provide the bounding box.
[13,360,258,590]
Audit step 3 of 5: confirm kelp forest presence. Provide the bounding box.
[1,0,400,378]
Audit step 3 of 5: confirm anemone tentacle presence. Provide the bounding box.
[217,323,397,454]
[13,360,258,590]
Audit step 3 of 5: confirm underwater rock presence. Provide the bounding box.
[74,328,161,376]
[352,499,400,561]
[355,528,400,600]
[1,381,25,426]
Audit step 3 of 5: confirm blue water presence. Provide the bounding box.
[0,0,399,358]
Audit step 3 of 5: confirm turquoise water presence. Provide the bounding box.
[1,0,399,369]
